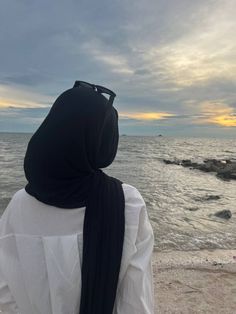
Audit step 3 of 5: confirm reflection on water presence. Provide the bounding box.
[107,136,236,251]
[1,133,236,251]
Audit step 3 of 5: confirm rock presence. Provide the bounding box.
[189,162,199,168]
[214,210,232,219]
[163,159,174,164]
[181,160,192,167]
[205,195,220,201]
[216,171,236,180]
[163,158,236,180]
[229,172,236,180]
[216,172,231,181]
[195,195,220,202]
[186,207,199,211]
[198,164,211,172]
[183,217,191,222]
[163,159,180,165]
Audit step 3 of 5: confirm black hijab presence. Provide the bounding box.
[24,84,125,314]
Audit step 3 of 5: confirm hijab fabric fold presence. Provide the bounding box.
[24,85,125,314]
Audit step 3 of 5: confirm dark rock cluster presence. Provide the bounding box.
[163,158,236,180]
[214,210,232,219]
[163,158,235,219]
[194,195,221,202]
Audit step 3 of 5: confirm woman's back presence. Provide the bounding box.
[0,183,154,314]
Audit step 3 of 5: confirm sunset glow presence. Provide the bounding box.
[210,115,236,127]
[120,112,175,121]
[0,0,236,136]
[196,101,236,127]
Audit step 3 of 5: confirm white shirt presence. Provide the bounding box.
[0,183,154,314]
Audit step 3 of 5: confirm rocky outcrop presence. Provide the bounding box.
[194,195,221,202]
[163,158,236,180]
[214,210,232,219]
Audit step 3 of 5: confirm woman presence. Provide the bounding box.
[0,81,154,314]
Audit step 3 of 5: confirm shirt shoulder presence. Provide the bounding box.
[3,189,26,212]
[0,189,25,236]
[121,183,146,229]
[2,188,26,216]
[122,183,145,208]
[122,183,153,242]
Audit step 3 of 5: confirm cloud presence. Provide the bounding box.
[0,72,51,87]
[196,101,236,127]
[134,0,236,88]
[0,84,52,108]
[81,41,134,75]
[0,0,236,136]
[0,106,50,132]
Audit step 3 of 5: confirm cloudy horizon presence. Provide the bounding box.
[0,0,236,137]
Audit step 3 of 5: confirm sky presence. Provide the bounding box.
[0,0,236,137]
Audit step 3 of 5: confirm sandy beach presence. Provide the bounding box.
[153,249,236,314]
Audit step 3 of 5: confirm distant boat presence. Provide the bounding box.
[121,134,127,136]
[158,134,163,137]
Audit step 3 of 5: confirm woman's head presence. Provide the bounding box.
[45,84,119,169]
[24,82,119,204]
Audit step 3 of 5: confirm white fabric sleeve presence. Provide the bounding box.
[116,188,155,314]
[0,194,20,313]
[0,191,20,237]
[0,267,19,314]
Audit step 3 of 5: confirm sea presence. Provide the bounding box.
[0,132,236,252]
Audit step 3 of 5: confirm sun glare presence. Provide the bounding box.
[208,115,236,127]
[120,112,175,121]
[197,101,236,127]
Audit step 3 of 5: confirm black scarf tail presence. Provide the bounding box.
[79,170,125,314]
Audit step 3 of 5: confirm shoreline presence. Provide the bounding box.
[152,249,236,313]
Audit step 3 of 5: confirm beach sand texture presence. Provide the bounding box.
[0,249,235,313]
[153,250,236,314]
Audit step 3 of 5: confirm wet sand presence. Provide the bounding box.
[152,249,236,314]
